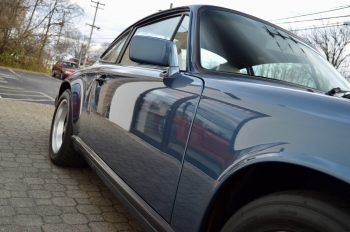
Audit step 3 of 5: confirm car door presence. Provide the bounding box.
[86,14,203,222]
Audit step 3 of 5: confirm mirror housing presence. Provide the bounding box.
[130,35,179,77]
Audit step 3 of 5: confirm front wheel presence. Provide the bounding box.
[52,69,56,77]
[221,190,350,232]
[59,72,64,80]
[49,89,85,166]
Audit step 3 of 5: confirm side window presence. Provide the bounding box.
[251,63,317,88]
[101,32,129,62]
[200,49,227,70]
[173,16,189,70]
[121,16,182,68]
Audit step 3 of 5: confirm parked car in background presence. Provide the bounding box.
[52,60,79,79]
[49,5,350,232]
[69,57,80,64]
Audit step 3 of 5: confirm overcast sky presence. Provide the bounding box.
[73,0,350,46]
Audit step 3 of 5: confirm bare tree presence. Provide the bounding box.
[89,42,109,61]
[298,24,350,76]
[37,0,84,62]
[0,0,27,54]
[0,0,84,71]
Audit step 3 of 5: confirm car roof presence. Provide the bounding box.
[118,4,304,41]
[123,4,283,31]
[61,60,78,64]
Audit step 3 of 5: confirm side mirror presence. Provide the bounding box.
[129,36,179,77]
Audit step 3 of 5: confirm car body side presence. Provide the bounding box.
[56,5,350,232]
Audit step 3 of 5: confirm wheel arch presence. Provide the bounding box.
[57,81,73,128]
[58,81,71,99]
[199,160,350,232]
[57,80,84,128]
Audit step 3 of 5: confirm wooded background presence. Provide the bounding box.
[0,0,86,72]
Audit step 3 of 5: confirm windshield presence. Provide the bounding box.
[63,62,79,69]
[199,8,350,92]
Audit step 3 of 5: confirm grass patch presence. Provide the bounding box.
[0,53,51,74]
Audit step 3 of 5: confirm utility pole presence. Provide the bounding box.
[158,3,173,12]
[79,35,88,66]
[78,38,85,66]
[83,0,104,67]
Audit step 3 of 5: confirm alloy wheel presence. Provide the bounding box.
[52,99,68,153]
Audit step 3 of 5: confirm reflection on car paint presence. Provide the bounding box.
[171,87,288,231]
[74,72,100,143]
[185,97,267,178]
[71,83,81,124]
[132,88,197,161]
[82,69,203,222]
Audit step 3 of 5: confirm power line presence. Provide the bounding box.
[292,23,348,32]
[270,4,350,21]
[278,15,350,24]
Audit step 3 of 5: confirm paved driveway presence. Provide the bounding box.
[0,99,144,231]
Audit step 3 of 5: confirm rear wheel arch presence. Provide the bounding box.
[58,82,71,99]
[199,161,350,232]
[57,82,72,125]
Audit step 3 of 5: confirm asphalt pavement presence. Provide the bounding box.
[0,67,61,105]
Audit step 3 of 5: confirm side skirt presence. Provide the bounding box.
[71,135,174,232]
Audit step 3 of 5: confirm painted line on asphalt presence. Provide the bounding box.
[4,98,54,102]
[39,92,55,101]
[0,88,55,101]
[0,73,17,79]
[0,85,23,90]
[7,70,49,83]
[0,88,36,92]
[9,69,21,77]
[45,74,61,82]
[0,93,44,97]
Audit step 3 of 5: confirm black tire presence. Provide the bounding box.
[59,72,64,80]
[52,69,56,77]
[221,190,350,232]
[49,89,85,167]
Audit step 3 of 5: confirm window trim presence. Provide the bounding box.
[99,30,131,64]
[118,13,189,71]
[170,14,185,41]
[174,14,190,71]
